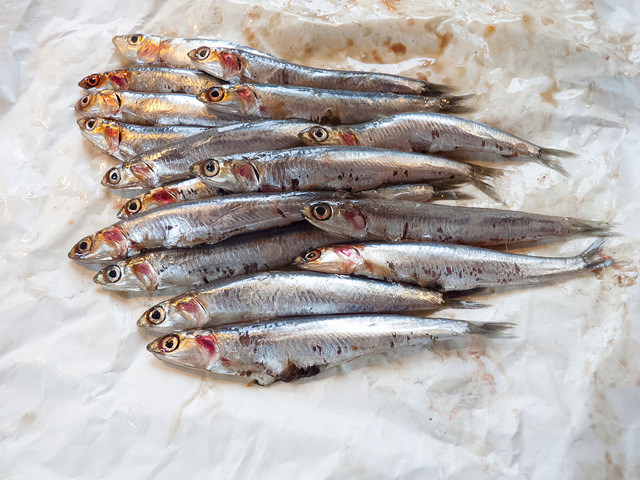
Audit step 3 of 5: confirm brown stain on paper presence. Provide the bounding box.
[540,82,560,107]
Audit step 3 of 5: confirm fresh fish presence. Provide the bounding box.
[191,145,500,200]
[298,113,574,175]
[196,84,471,125]
[78,67,222,94]
[112,34,276,69]
[93,224,342,291]
[295,240,613,290]
[68,192,343,263]
[355,184,470,202]
[135,271,481,332]
[77,117,208,161]
[75,90,239,127]
[101,120,314,190]
[301,199,614,247]
[188,47,452,96]
[146,315,511,385]
[116,178,226,219]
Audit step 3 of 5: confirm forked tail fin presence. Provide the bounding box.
[468,164,505,204]
[436,94,475,114]
[536,147,576,177]
[579,238,615,271]
[466,321,515,338]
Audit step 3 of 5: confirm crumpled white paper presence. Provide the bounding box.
[1,0,639,478]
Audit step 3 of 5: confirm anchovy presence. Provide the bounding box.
[191,145,500,200]
[301,199,614,247]
[197,84,471,125]
[78,67,223,94]
[68,192,344,263]
[101,120,315,190]
[112,34,276,69]
[94,224,342,291]
[135,271,481,332]
[188,47,452,96]
[295,240,613,290]
[146,315,511,385]
[75,90,239,127]
[298,113,573,175]
[77,117,208,161]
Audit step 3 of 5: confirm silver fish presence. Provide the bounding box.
[355,184,470,202]
[191,145,499,201]
[188,47,452,96]
[78,67,222,94]
[77,117,208,161]
[112,34,276,69]
[101,120,315,190]
[93,225,342,291]
[135,271,480,332]
[295,240,613,290]
[75,90,239,127]
[196,84,471,125]
[301,199,614,247]
[68,192,343,263]
[146,315,511,385]
[298,113,574,175]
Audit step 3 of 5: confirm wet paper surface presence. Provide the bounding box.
[1,0,639,478]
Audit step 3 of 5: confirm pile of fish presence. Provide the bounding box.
[69,34,614,386]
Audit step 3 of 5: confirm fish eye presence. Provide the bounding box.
[77,236,92,254]
[195,47,210,60]
[80,95,90,105]
[206,87,225,102]
[161,334,180,352]
[129,34,141,45]
[105,265,122,283]
[147,306,166,325]
[86,75,99,87]
[311,203,332,221]
[304,249,321,262]
[107,168,121,184]
[310,127,328,142]
[86,118,97,130]
[126,199,141,214]
[203,159,219,177]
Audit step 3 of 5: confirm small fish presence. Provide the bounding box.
[136,271,481,332]
[75,90,238,127]
[112,34,276,69]
[188,47,453,96]
[147,315,511,385]
[295,239,613,290]
[78,67,222,94]
[191,146,500,201]
[93,225,342,291]
[68,192,342,263]
[298,113,574,175]
[101,120,314,190]
[301,199,614,247]
[77,117,208,161]
[196,84,471,125]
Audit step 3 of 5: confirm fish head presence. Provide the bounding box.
[93,258,159,291]
[191,157,257,192]
[302,200,368,238]
[294,245,362,274]
[75,90,121,117]
[146,331,220,371]
[188,47,244,80]
[102,162,156,190]
[117,187,176,219]
[196,85,258,116]
[68,226,132,263]
[78,73,108,91]
[298,125,356,146]
[137,296,208,332]
[77,117,121,156]
[112,34,161,64]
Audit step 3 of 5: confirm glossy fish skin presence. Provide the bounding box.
[147,315,510,385]
[301,199,614,247]
[78,67,222,94]
[191,145,499,198]
[101,120,314,190]
[197,84,470,125]
[68,192,343,264]
[298,113,573,174]
[188,47,452,96]
[93,225,342,291]
[77,117,208,161]
[112,34,276,69]
[135,271,448,332]
[75,90,238,127]
[295,240,613,291]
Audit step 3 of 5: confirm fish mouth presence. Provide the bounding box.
[146,338,161,354]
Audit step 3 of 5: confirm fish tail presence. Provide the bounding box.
[579,238,615,271]
[466,321,515,338]
[421,82,456,96]
[436,94,475,114]
[536,147,575,177]
[432,185,474,201]
[570,218,618,238]
[468,164,504,204]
